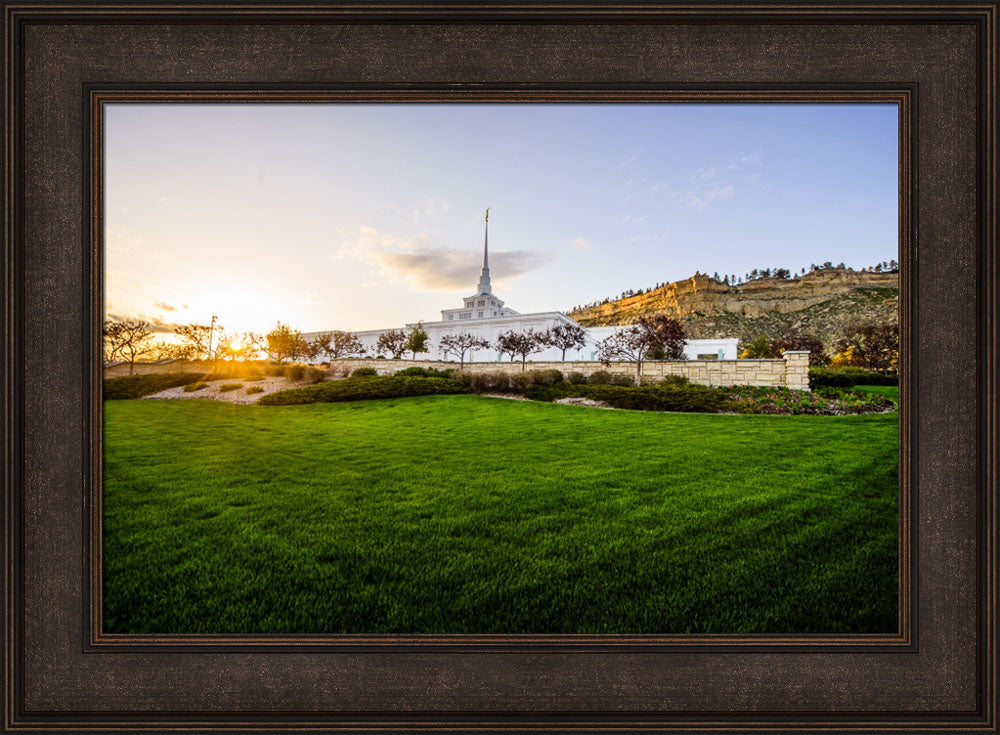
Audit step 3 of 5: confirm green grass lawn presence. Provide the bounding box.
[103,396,898,634]
[851,384,899,403]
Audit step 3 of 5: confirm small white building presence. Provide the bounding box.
[304,212,738,363]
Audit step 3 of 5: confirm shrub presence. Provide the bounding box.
[205,363,266,381]
[306,366,327,384]
[659,374,690,386]
[183,381,208,393]
[218,382,243,392]
[809,366,898,388]
[567,371,588,385]
[259,375,466,406]
[245,376,265,382]
[351,367,378,378]
[527,368,563,386]
[394,366,454,379]
[510,372,534,392]
[264,364,285,377]
[285,363,307,380]
[246,386,265,395]
[103,371,205,400]
[524,383,727,413]
[610,372,637,386]
[588,371,614,385]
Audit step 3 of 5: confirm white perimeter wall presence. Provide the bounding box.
[303,317,738,363]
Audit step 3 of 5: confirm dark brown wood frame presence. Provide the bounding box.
[2,2,996,733]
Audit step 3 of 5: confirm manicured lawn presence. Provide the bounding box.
[851,384,899,403]
[103,396,898,634]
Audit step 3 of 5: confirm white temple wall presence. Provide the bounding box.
[303,322,738,364]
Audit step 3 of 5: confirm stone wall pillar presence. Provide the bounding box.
[782,351,811,391]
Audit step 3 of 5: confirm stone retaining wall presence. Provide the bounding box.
[329,351,811,390]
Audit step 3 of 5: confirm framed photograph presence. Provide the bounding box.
[3,2,996,733]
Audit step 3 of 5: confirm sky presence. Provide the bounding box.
[105,103,898,336]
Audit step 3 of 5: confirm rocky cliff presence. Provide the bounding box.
[567,269,899,351]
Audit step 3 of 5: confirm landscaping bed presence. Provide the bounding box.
[251,370,896,415]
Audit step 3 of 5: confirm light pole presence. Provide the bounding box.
[207,315,218,362]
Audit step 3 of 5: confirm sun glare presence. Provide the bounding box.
[177,279,311,336]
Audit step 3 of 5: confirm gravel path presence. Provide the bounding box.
[143,376,310,405]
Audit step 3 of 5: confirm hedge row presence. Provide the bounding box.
[394,366,456,379]
[258,375,466,406]
[809,367,898,388]
[103,372,206,400]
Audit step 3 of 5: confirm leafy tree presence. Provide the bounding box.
[738,335,775,359]
[542,323,588,361]
[267,322,309,363]
[835,321,899,372]
[312,330,365,361]
[595,314,686,385]
[376,329,408,359]
[103,319,154,375]
[494,329,547,370]
[770,333,829,366]
[439,333,490,369]
[406,322,430,359]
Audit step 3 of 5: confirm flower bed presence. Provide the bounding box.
[725,385,896,415]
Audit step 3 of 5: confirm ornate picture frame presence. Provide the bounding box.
[3,2,996,732]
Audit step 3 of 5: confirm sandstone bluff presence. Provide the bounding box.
[567,268,899,352]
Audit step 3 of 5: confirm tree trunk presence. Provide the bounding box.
[635,361,642,386]
[128,359,135,376]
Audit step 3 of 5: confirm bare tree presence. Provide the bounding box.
[174,323,216,361]
[242,332,268,361]
[494,329,547,370]
[541,323,587,361]
[213,333,236,362]
[595,315,686,385]
[376,329,408,359]
[104,319,155,375]
[439,333,490,369]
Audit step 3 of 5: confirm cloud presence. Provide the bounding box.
[106,225,143,254]
[154,301,179,312]
[105,310,181,334]
[570,237,593,251]
[664,151,761,211]
[618,154,637,170]
[682,183,735,212]
[410,197,451,224]
[337,226,550,292]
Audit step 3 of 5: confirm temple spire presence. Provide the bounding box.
[477,208,492,294]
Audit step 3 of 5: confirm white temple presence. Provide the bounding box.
[304,211,737,363]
